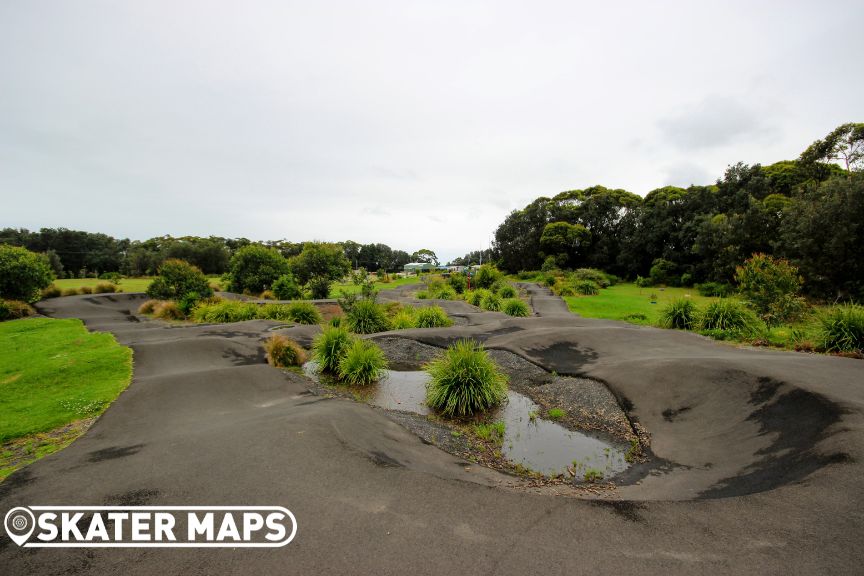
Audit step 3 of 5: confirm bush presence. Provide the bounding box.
[62,288,80,297]
[177,291,203,316]
[415,306,453,328]
[307,276,331,299]
[0,299,35,321]
[312,325,352,373]
[93,282,117,294]
[634,275,652,288]
[391,308,417,330]
[697,282,732,297]
[153,301,184,320]
[480,291,501,311]
[557,285,575,297]
[540,256,558,273]
[345,299,391,334]
[99,272,122,284]
[698,300,757,334]
[574,280,600,295]
[257,303,294,321]
[448,273,468,294]
[734,253,806,327]
[649,258,678,286]
[517,270,540,280]
[260,290,276,300]
[78,286,93,294]
[474,265,503,289]
[680,273,694,287]
[272,273,302,300]
[264,334,307,367]
[425,340,508,418]
[659,299,698,329]
[0,245,55,303]
[573,268,610,288]
[466,289,489,307]
[146,259,213,301]
[544,275,557,288]
[286,301,321,325]
[41,284,62,299]
[497,284,517,299]
[138,299,160,314]
[337,339,388,386]
[819,304,864,353]
[415,291,429,300]
[226,245,290,294]
[502,299,530,317]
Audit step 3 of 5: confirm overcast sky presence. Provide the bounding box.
[1,1,861,263]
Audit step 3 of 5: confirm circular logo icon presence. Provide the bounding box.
[4,507,35,546]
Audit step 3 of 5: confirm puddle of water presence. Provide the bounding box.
[303,362,629,478]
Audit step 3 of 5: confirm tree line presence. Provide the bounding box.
[491,123,864,299]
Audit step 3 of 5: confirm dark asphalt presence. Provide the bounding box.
[1,287,863,575]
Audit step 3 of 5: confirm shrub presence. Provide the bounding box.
[146,259,213,301]
[649,258,678,286]
[307,276,331,299]
[544,275,557,288]
[271,273,302,300]
[41,284,62,299]
[819,304,864,353]
[312,325,352,373]
[573,268,610,288]
[0,299,35,321]
[697,282,732,297]
[574,280,600,295]
[337,338,388,386]
[634,275,652,288]
[680,273,694,287]
[93,282,117,294]
[415,306,453,328]
[286,301,322,325]
[659,298,698,329]
[138,299,160,314]
[466,289,489,307]
[99,272,122,284]
[497,284,517,298]
[0,245,55,302]
[541,255,558,273]
[415,291,429,300]
[734,253,806,327]
[153,301,184,321]
[424,340,508,418]
[502,298,530,317]
[62,288,80,297]
[260,290,276,300]
[264,334,307,367]
[345,299,391,334]
[225,245,290,294]
[391,308,417,330]
[557,285,575,297]
[517,270,540,280]
[78,286,93,295]
[257,303,294,321]
[480,291,501,311]
[448,273,468,294]
[433,285,456,300]
[474,265,503,289]
[698,300,757,334]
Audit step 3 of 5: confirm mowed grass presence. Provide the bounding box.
[331,275,422,295]
[0,318,132,480]
[54,277,154,293]
[563,283,720,324]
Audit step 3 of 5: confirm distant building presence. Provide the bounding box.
[403,262,436,273]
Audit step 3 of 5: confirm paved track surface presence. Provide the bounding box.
[1,287,863,575]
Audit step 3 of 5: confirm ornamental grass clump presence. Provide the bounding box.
[264,334,307,367]
[191,300,258,323]
[497,284,517,299]
[391,308,417,330]
[574,280,600,296]
[286,301,322,325]
[698,299,757,334]
[337,338,388,386]
[480,291,501,311]
[415,305,453,328]
[312,325,353,373]
[819,304,864,353]
[502,298,530,317]
[425,340,508,418]
[345,299,391,334]
[659,298,699,330]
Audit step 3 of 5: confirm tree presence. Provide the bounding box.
[272,273,302,300]
[800,123,864,173]
[411,249,439,266]
[0,244,55,302]
[226,244,290,294]
[539,221,590,266]
[289,242,351,286]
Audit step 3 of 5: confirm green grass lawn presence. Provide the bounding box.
[563,283,721,325]
[54,277,154,293]
[0,318,132,480]
[331,275,422,296]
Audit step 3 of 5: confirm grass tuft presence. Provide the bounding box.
[659,298,698,329]
[345,299,391,334]
[414,306,453,328]
[819,304,864,353]
[337,338,388,386]
[264,334,307,367]
[312,325,353,373]
[502,298,530,317]
[424,340,508,418]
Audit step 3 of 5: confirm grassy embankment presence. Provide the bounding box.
[0,318,132,480]
[330,275,422,295]
[562,282,824,349]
